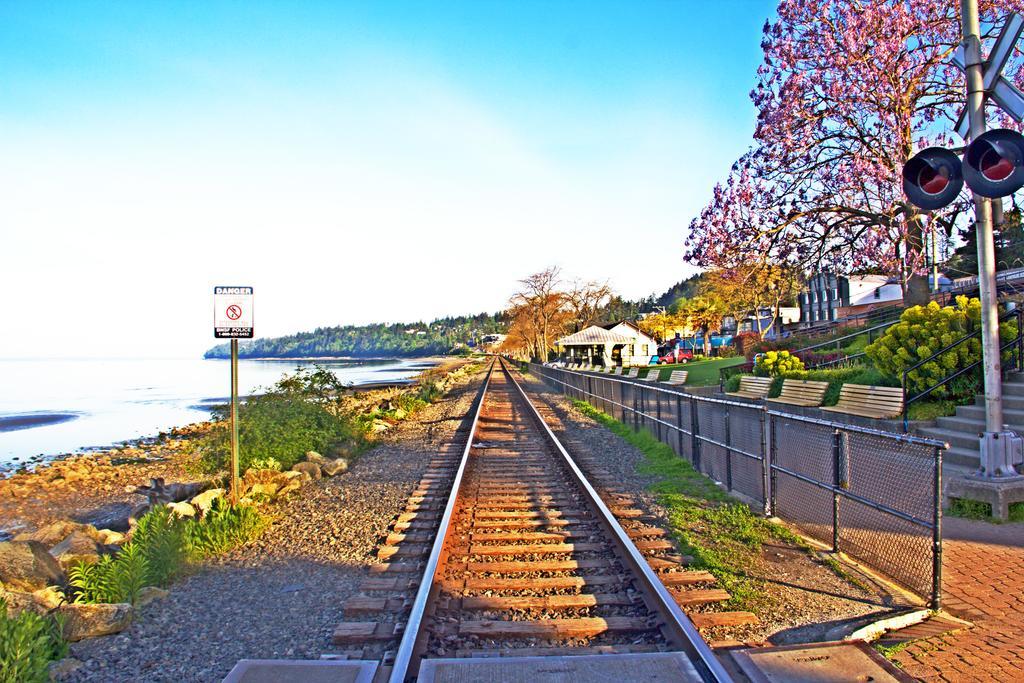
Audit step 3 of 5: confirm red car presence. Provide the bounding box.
[658,348,694,364]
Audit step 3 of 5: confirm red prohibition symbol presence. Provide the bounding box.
[226,305,243,321]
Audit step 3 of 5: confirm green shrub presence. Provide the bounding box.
[195,393,360,474]
[0,599,67,683]
[724,375,741,392]
[186,499,268,556]
[865,296,1017,399]
[753,350,804,377]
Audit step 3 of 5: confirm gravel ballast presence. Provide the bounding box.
[66,368,485,683]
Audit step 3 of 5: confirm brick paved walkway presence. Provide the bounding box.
[891,517,1024,681]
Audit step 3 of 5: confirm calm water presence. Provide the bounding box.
[0,357,432,470]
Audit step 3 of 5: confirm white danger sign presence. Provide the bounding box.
[214,286,254,338]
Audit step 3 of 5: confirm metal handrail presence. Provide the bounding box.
[806,351,867,370]
[794,319,898,355]
[901,308,1024,432]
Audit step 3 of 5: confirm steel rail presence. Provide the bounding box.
[502,358,734,683]
[387,359,495,683]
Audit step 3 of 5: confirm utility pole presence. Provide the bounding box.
[963,0,1012,475]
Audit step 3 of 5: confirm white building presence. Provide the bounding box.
[556,321,657,367]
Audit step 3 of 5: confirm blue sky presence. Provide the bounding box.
[0,1,776,357]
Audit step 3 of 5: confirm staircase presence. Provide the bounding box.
[917,372,1024,470]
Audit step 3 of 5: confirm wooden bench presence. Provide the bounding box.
[768,379,829,408]
[725,376,773,401]
[664,370,688,386]
[820,384,904,419]
[642,369,663,382]
[624,367,639,378]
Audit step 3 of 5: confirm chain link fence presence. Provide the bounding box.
[527,363,945,608]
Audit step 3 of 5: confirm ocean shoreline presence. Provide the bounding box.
[0,356,450,474]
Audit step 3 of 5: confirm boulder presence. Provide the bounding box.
[14,521,94,549]
[277,471,305,496]
[190,488,225,515]
[166,501,196,518]
[95,529,126,546]
[49,531,105,570]
[370,419,391,433]
[135,586,169,607]
[291,461,322,480]
[32,585,66,609]
[249,482,280,498]
[243,468,281,489]
[59,602,133,641]
[0,586,44,617]
[0,541,64,591]
[321,458,349,477]
[304,451,327,466]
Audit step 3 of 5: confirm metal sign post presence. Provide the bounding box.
[955,4,1024,477]
[214,286,254,502]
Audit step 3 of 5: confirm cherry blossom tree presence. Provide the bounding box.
[685,0,1024,304]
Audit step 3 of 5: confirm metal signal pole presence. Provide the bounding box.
[963,0,1011,474]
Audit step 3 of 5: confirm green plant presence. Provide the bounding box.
[69,502,267,605]
[0,599,68,683]
[753,350,804,377]
[132,506,188,587]
[948,497,992,520]
[186,499,268,556]
[865,296,1018,400]
[248,457,282,471]
[194,393,361,474]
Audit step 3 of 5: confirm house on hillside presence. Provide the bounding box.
[555,321,657,367]
[798,272,902,325]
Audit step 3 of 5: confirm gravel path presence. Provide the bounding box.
[66,368,485,683]
[510,368,901,645]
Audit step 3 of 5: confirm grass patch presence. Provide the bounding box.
[906,400,958,421]
[948,497,1024,523]
[573,399,811,610]
[0,600,68,683]
[638,357,746,386]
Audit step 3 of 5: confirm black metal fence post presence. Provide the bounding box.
[760,407,771,515]
[769,415,778,514]
[656,389,663,442]
[933,444,943,610]
[832,429,842,554]
[691,396,701,472]
[676,395,685,458]
[632,383,639,430]
[724,406,733,491]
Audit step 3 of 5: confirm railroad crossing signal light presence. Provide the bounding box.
[902,147,964,210]
[962,129,1024,199]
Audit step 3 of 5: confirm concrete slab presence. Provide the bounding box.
[417,652,703,682]
[221,659,378,683]
[731,641,915,683]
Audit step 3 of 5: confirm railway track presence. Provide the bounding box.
[333,357,742,682]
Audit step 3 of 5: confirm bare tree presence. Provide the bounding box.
[565,279,613,332]
[511,267,565,361]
